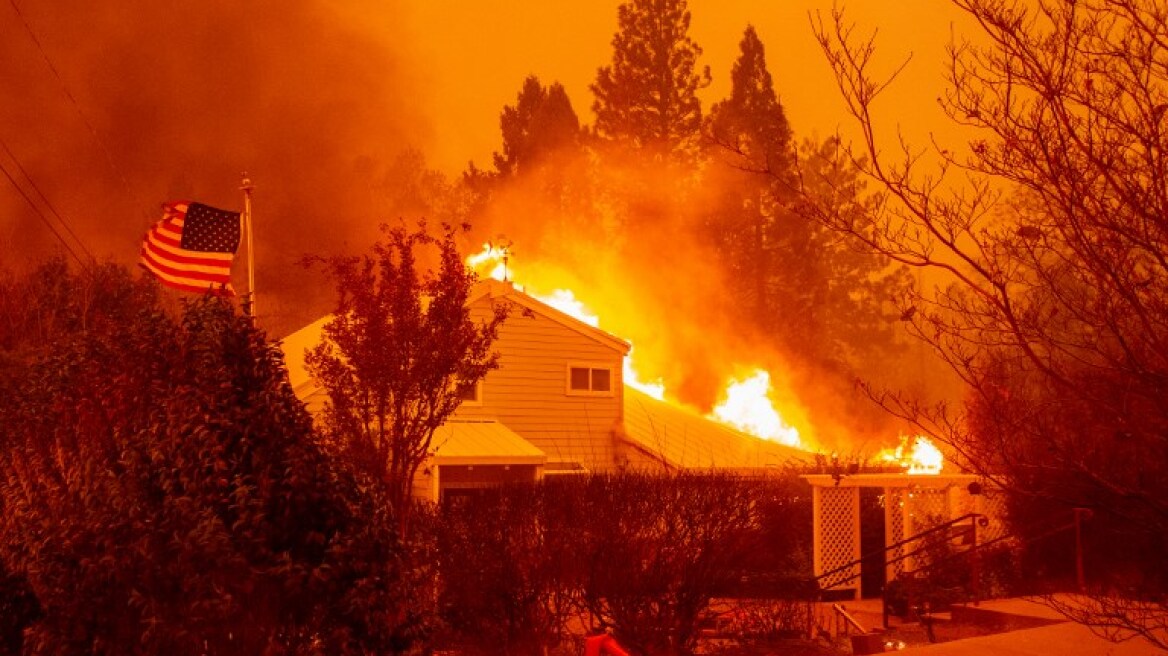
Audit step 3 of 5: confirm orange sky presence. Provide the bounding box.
[0,0,981,448]
[1,0,981,341]
[0,0,980,261]
[405,1,979,174]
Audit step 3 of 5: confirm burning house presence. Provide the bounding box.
[281,278,807,503]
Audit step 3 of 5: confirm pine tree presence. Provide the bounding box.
[705,25,797,326]
[494,76,581,177]
[707,25,793,177]
[590,0,710,165]
[705,28,908,380]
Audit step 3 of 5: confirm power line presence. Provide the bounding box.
[0,137,94,263]
[0,156,87,268]
[6,0,138,206]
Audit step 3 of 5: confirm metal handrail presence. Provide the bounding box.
[813,512,988,589]
[883,509,1089,629]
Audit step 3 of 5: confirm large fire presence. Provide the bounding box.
[466,243,805,448]
[710,371,801,447]
[527,288,666,399]
[879,435,945,475]
[466,242,951,473]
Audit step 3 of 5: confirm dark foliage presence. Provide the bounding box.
[591,0,710,165]
[809,0,1168,646]
[306,222,506,535]
[437,471,814,656]
[0,263,419,654]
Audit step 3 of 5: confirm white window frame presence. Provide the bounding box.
[565,363,615,397]
[455,379,484,406]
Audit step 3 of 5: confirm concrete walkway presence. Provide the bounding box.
[900,599,1160,655]
[899,620,1158,655]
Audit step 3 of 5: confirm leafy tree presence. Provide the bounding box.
[0,258,159,375]
[433,472,819,656]
[0,264,419,654]
[810,1,1168,646]
[306,223,506,534]
[591,0,710,165]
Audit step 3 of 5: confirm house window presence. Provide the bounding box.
[455,380,482,405]
[567,365,613,395]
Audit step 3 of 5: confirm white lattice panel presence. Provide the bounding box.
[908,487,949,535]
[977,487,1009,544]
[815,486,859,591]
[885,487,906,582]
[906,487,950,571]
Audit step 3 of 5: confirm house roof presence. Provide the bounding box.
[468,278,631,355]
[431,420,546,466]
[280,280,631,395]
[279,315,330,393]
[621,387,808,470]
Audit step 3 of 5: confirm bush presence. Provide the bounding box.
[436,470,814,656]
[0,270,425,654]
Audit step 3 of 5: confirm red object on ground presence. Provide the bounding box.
[584,634,631,656]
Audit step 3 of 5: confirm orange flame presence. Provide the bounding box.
[879,435,944,475]
[467,242,510,282]
[465,246,804,447]
[708,370,801,447]
[623,347,666,400]
[532,288,598,327]
[528,290,667,400]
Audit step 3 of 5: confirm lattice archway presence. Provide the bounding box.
[804,473,989,599]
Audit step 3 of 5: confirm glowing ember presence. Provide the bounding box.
[708,370,801,447]
[880,435,944,475]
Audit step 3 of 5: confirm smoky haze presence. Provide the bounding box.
[464,145,921,452]
[1,0,429,332]
[1,0,952,452]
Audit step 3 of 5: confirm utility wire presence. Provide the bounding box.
[0,137,95,263]
[7,0,138,208]
[0,157,87,268]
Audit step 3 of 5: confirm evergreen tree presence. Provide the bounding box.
[707,25,793,177]
[705,25,797,327]
[465,75,606,247]
[785,137,910,374]
[705,29,907,378]
[590,0,710,165]
[493,76,581,178]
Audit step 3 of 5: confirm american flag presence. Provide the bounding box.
[140,201,241,294]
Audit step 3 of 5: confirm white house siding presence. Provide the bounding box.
[453,293,626,471]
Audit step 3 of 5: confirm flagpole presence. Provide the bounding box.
[241,174,256,320]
